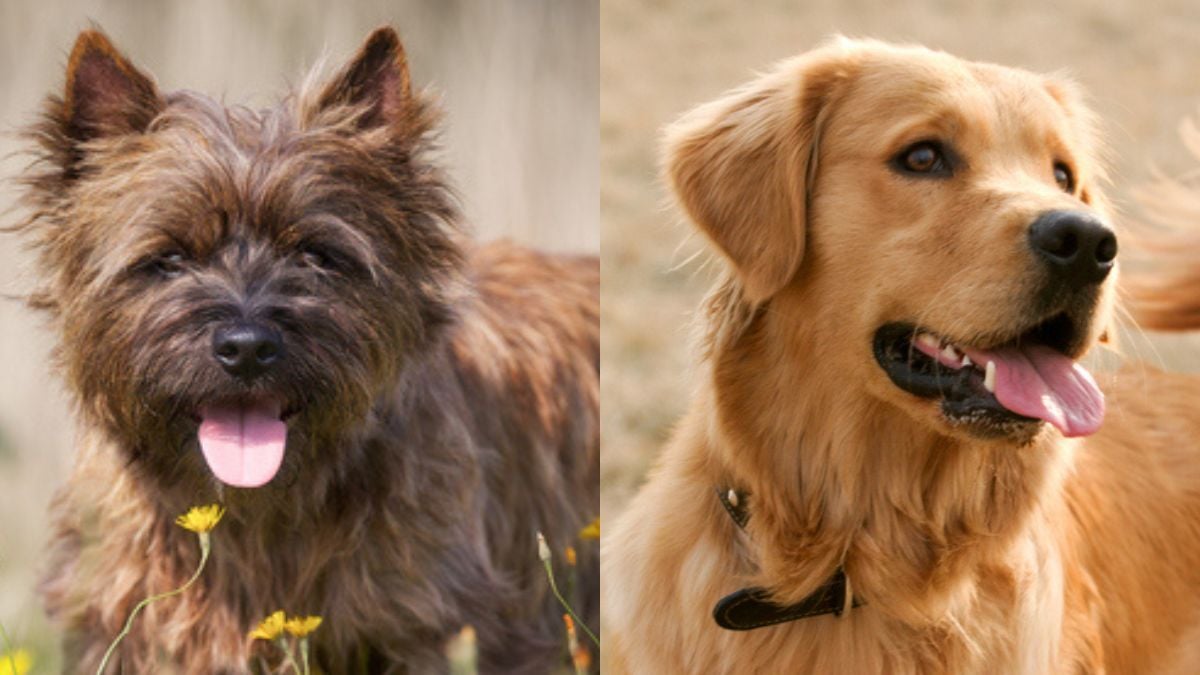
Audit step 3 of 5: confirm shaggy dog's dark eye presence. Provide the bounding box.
[146,251,187,278]
[1053,162,1074,193]
[297,245,352,274]
[895,141,951,176]
[298,247,331,270]
[296,243,369,277]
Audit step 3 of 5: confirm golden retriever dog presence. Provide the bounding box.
[602,38,1200,674]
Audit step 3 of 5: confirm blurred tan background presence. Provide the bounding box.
[601,0,1200,521]
[0,1,597,668]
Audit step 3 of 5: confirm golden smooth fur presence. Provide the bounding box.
[1124,118,1200,331]
[603,39,1200,674]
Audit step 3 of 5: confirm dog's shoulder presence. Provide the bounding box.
[441,239,598,442]
[457,239,599,364]
[467,240,599,311]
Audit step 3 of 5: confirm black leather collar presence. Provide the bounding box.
[712,487,863,631]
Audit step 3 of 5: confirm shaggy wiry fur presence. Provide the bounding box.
[18,26,598,674]
[603,39,1200,674]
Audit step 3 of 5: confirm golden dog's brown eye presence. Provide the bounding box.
[1053,162,1074,192]
[895,141,950,176]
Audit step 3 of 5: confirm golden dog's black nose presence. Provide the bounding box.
[1028,210,1117,286]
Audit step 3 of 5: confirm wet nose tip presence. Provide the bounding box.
[1028,210,1117,286]
[212,322,283,379]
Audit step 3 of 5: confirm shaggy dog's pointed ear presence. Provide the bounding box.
[664,49,849,302]
[63,28,162,142]
[317,26,415,130]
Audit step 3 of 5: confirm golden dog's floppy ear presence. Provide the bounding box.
[665,50,848,302]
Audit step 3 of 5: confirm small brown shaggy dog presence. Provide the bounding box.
[16,26,598,673]
[603,38,1200,673]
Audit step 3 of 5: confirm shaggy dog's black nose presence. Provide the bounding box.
[1028,210,1117,287]
[212,322,283,379]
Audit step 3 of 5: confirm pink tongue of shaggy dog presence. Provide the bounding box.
[198,401,287,487]
[961,344,1104,438]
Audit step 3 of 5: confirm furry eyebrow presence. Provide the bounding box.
[278,214,382,273]
[881,109,977,157]
[124,204,225,251]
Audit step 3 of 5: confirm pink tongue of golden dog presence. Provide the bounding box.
[961,344,1105,437]
[197,401,287,487]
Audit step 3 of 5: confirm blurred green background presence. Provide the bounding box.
[0,1,597,670]
[600,0,1200,522]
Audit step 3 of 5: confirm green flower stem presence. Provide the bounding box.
[0,621,19,675]
[566,562,577,620]
[541,558,598,647]
[275,636,301,674]
[301,637,311,675]
[96,532,212,675]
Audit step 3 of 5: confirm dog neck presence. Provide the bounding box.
[701,290,1073,624]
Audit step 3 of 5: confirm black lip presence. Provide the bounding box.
[872,323,1039,436]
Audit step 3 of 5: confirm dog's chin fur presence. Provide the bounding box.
[22,27,600,673]
[603,38,1200,675]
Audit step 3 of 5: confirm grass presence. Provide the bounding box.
[6,504,594,673]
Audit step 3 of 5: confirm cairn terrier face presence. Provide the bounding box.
[23,28,461,496]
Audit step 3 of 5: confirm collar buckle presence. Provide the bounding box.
[712,486,863,630]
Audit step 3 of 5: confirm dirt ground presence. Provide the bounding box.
[600,0,1200,520]
[0,1,596,669]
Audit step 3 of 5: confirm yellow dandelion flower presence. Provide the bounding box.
[565,546,577,567]
[249,610,286,641]
[174,504,225,533]
[578,517,600,540]
[284,615,323,637]
[0,649,32,675]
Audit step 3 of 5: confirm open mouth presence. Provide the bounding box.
[873,314,1105,438]
[196,397,295,488]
